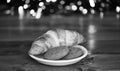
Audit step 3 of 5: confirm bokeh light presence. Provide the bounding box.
[89,0,95,7]
[65,5,71,10]
[18,6,24,20]
[77,1,82,6]
[51,0,57,2]
[79,6,84,11]
[30,9,36,16]
[23,4,29,9]
[2,0,120,18]
[60,0,65,5]
[116,6,120,13]
[36,8,42,19]
[7,0,11,3]
[46,0,51,3]
[82,9,88,15]
[39,2,44,7]
[71,4,77,11]
[91,9,95,14]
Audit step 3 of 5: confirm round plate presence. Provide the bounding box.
[29,45,88,66]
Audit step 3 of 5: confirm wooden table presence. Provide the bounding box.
[0,16,120,71]
[0,44,120,71]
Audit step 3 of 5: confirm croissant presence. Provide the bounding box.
[29,29,84,55]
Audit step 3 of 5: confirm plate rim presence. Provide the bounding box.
[29,45,88,63]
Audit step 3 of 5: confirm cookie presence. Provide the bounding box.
[63,47,83,59]
[44,46,69,60]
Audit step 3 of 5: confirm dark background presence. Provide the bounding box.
[0,0,120,71]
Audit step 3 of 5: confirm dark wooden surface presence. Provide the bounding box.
[0,16,120,71]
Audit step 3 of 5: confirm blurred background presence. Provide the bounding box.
[0,0,120,54]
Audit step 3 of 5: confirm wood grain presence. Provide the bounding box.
[0,16,120,71]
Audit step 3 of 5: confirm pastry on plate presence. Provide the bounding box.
[29,29,84,55]
[63,47,83,60]
[44,46,69,60]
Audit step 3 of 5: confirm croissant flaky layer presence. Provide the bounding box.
[29,29,84,55]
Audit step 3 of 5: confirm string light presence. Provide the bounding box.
[5,10,11,14]
[82,9,88,14]
[7,0,11,3]
[35,8,42,19]
[116,6,120,13]
[25,0,30,4]
[60,0,65,5]
[30,9,36,16]
[79,6,84,11]
[51,0,57,2]
[77,1,82,5]
[89,0,95,7]
[71,4,77,11]
[91,9,95,14]
[5,0,120,17]
[39,2,44,7]
[42,6,46,10]
[65,5,71,10]
[18,6,24,20]
[46,0,51,3]
[101,3,105,7]
[23,4,29,9]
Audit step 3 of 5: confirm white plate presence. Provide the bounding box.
[29,45,88,66]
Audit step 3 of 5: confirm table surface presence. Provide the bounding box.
[0,47,120,71]
[0,16,120,71]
